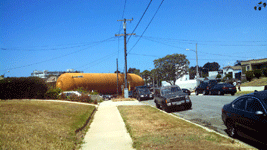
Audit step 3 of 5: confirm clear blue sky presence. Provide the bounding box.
[1,0,266,77]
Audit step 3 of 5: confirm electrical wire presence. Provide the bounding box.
[127,0,152,43]
[128,0,165,54]
[1,37,115,71]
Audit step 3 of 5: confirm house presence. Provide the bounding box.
[222,66,242,80]
[241,58,267,72]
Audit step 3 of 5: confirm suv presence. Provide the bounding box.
[195,80,217,95]
[133,86,153,101]
[154,85,192,112]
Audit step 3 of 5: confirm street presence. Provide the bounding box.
[141,94,235,136]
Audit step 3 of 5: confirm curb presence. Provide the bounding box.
[75,107,97,133]
[146,104,255,149]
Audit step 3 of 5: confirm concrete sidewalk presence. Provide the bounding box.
[81,100,144,150]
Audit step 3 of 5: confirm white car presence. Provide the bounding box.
[59,91,82,97]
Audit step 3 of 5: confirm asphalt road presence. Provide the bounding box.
[141,94,238,136]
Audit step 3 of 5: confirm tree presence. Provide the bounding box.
[141,70,150,85]
[234,60,241,66]
[128,68,140,76]
[153,54,189,85]
[254,1,266,10]
[202,62,220,76]
[114,70,120,73]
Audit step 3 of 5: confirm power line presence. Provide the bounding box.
[1,37,116,51]
[128,0,165,54]
[127,0,153,43]
[1,37,115,71]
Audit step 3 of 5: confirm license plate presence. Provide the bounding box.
[173,101,183,105]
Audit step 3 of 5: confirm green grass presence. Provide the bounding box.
[0,100,96,150]
[118,105,255,150]
[241,77,267,86]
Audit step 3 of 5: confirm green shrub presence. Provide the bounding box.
[263,68,267,77]
[245,71,254,82]
[44,88,62,99]
[216,74,221,79]
[0,77,48,99]
[253,69,262,79]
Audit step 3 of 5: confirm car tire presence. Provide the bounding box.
[231,93,235,96]
[163,106,170,113]
[227,120,237,138]
[156,102,160,109]
[196,91,199,95]
[186,102,192,109]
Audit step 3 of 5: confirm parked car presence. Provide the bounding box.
[154,85,192,112]
[133,86,153,101]
[103,95,112,100]
[135,87,153,101]
[195,80,218,95]
[222,90,267,139]
[209,83,237,95]
[182,88,191,95]
[128,91,133,98]
[59,91,82,97]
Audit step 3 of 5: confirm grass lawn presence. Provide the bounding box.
[118,105,255,150]
[241,77,267,86]
[0,100,96,150]
[235,91,254,96]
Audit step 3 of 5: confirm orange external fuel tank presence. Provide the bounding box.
[56,73,144,94]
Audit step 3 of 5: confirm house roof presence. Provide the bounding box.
[223,66,242,70]
[241,58,267,65]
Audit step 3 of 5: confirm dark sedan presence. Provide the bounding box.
[222,90,267,139]
[182,88,191,95]
[209,83,236,95]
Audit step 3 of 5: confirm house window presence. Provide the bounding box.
[246,66,250,71]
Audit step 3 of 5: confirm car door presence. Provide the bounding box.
[244,97,267,136]
[231,97,247,130]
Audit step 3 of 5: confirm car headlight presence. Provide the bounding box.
[141,95,144,97]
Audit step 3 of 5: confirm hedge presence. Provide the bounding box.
[0,77,48,99]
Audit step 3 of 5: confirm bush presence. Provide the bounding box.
[263,68,267,77]
[44,88,62,99]
[216,74,221,79]
[253,69,262,79]
[0,77,48,99]
[245,71,254,82]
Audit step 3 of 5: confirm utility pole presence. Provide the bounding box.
[196,43,199,79]
[116,58,119,97]
[115,18,135,98]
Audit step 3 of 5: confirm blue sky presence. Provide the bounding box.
[1,0,266,77]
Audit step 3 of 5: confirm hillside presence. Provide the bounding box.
[241,77,267,86]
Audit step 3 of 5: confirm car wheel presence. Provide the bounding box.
[186,102,192,109]
[196,91,198,95]
[231,93,235,96]
[163,106,170,113]
[227,120,237,138]
[155,103,160,109]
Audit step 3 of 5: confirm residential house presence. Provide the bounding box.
[223,66,242,80]
[241,58,267,72]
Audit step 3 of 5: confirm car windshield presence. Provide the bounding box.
[161,87,181,96]
[139,88,150,94]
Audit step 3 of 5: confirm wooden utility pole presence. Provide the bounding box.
[116,58,119,97]
[115,18,135,98]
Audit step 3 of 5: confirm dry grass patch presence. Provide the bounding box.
[118,106,255,150]
[112,98,137,102]
[0,100,96,150]
[241,77,267,86]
